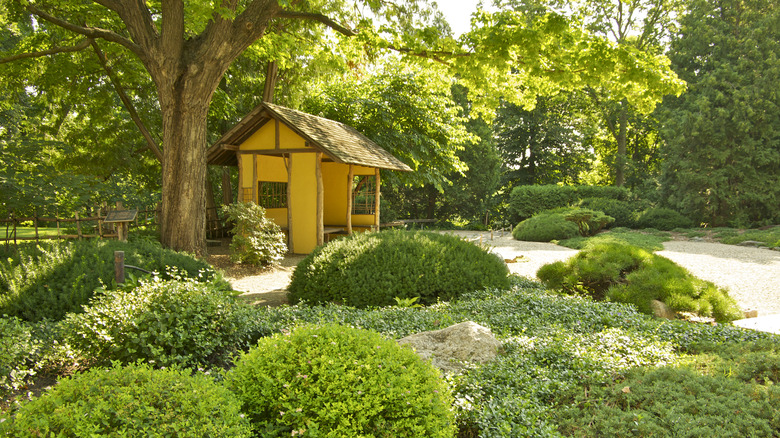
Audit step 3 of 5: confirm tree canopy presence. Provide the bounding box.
[0,0,685,252]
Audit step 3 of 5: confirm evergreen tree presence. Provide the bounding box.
[660,0,780,226]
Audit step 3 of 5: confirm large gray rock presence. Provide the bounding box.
[651,300,677,320]
[398,321,501,373]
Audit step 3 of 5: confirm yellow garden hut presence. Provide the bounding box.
[207,102,411,254]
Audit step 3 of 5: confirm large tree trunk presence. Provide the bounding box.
[159,95,211,255]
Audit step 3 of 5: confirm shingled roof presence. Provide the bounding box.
[207,102,411,172]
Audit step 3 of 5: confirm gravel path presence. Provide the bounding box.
[657,241,780,316]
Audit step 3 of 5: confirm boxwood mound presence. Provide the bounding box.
[287,230,510,308]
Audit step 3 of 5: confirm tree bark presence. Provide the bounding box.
[615,107,628,187]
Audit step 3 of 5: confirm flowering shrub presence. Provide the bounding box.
[288,230,510,308]
[226,324,456,437]
[0,362,252,437]
[222,201,287,266]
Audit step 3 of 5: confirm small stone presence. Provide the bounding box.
[737,240,764,247]
[398,321,501,374]
[743,309,758,318]
[651,300,677,320]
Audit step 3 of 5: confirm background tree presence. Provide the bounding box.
[659,0,780,226]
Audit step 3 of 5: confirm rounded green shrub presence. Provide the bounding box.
[579,197,639,228]
[222,201,287,266]
[64,278,255,368]
[287,230,510,308]
[536,243,741,321]
[0,362,252,437]
[634,207,694,230]
[226,324,456,437]
[512,212,579,242]
[0,239,229,322]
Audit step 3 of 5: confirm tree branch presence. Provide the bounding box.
[91,41,164,163]
[276,10,357,36]
[0,38,92,64]
[25,4,143,57]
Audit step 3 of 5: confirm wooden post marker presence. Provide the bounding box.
[114,251,125,285]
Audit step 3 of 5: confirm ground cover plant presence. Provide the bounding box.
[287,230,510,308]
[537,242,743,322]
[558,227,670,251]
[0,239,228,322]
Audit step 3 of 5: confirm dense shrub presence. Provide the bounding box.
[556,366,780,437]
[578,197,640,228]
[63,278,255,369]
[512,211,579,242]
[537,243,742,321]
[558,227,670,251]
[226,324,456,437]
[0,362,252,437]
[0,239,228,322]
[287,230,510,308]
[222,201,287,266]
[634,207,695,230]
[508,185,630,221]
[0,317,44,396]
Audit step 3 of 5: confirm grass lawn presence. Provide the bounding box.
[2,226,62,239]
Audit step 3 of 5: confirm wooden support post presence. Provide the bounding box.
[346,165,353,235]
[75,212,82,240]
[374,168,381,231]
[316,152,324,246]
[33,211,39,242]
[251,154,258,204]
[114,251,125,285]
[237,153,244,202]
[285,154,294,253]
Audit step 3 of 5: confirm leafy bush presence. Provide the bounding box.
[287,230,510,308]
[556,366,780,437]
[537,243,742,321]
[226,324,456,437]
[634,207,694,230]
[0,239,228,322]
[578,197,640,228]
[508,185,630,222]
[0,362,252,437]
[222,201,287,266]
[512,211,579,242]
[0,317,44,396]
[63,278,255,369]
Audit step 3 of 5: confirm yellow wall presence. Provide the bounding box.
[241,121,308,151]
[290,153,318,253]
[237,119,380,253]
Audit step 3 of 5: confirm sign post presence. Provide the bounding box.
[104,209,138,242]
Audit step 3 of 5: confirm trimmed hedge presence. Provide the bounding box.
[508,185,630,221]
[537,243,742,322]
[226,324,456,437]
[635,207,695,230]
[578,197,641,228]
[512,211,579,242]
[0,362,252,437]
[287,230,510,308]
[0,239,229,322]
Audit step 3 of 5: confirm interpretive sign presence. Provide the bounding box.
[104,209,138,223]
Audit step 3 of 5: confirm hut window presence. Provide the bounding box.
[352,175,376,215]
[258,181,287,208]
